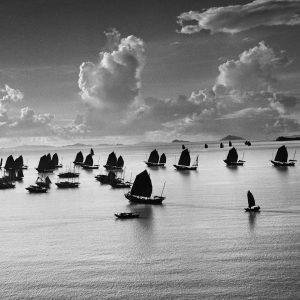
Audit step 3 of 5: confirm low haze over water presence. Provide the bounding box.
[0,141,299,299]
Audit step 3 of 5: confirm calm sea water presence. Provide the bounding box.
[0,141,299,299]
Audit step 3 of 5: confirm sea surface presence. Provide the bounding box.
[0,141,299,299]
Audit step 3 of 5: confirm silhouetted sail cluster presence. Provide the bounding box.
[37,153,59,171]
[106,152,117,166]
[274,145,288,162]
[117,156,124,168]
[148,149,159,163]
[226,147,238,163]
[74,151,84,164]
[247,191,255,208]
[229,141,232,147]
[84,154,93,166]
[178,149,191,166]
[3,155,24,181]
[52,153,59,167]
[159,153,166,164]
[131,170,152,198]
[4,155,15,170]
[220,143,224,148]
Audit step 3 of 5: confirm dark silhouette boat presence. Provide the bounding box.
[73,151,84,166]
[103,152,124,170]
[95,170,116,184]
[26,185,48,193]
[111,179,132,188]
[145,149,166,167]
[224,147,245,166]
[36,176,52,188]
[124,170,165,204]
[245,191,260,212]
[204,144,208,149]
[3,155,24,181]
[26,176,51,193]
[174,148,198,170]
[52,153,62,168]
[56,178,80,188]
[114,212,139,219]
[82,152,99,169]
[0,177,15,189]
[271,145,296,166]
[229,141,232,147]
[220,142,224,148]
[58,171,79,178]
[36,154,55,173]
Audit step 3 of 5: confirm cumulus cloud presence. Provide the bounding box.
[215,41,289,91]
[130,42,300,139]
[0,85,58,137]
[0,85,24,110]
[177,0,300,34]
[78,29,145,110]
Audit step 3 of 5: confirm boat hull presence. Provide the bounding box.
[103,165,123,171]
[173,164,197,171]
[145,161,165,167]
[26,186,47,193]
[224,160,244,166]
[245,206,260,212]
[55,182,80,188]
[58,173,80,178]
[125,192,165,204]
[114,213,139,219]
[82,165,99,170]
[271,160,295,167]
[35,168,54,173]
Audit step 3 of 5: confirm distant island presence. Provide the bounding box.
[220,135,244,141]
[172,139,190,143]
[276,136,300,141]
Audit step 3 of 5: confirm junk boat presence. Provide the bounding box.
[245,190,260,212]
[114,212,139,219]
[26,185,48,193]
[271,145,296,166]
[103,152,124,170]
[145,149,166,167]
[224,147,245,166]
[82,150,99,169]
[174,148,198,170]
[124,170,165,204]
[73,151,84,166]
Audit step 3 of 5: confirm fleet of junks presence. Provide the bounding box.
[0,141,296,218]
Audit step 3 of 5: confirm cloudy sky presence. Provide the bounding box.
[1,0,300,145]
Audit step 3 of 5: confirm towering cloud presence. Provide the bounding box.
[177,0,300,34]
[0,85,23,109]
[78,29,145,110]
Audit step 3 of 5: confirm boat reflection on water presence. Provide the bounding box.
[248,211,259,231]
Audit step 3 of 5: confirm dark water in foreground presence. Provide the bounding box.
[0,142,299,299]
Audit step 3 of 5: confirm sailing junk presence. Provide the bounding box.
[224,147,245,166]
[103,152,124,170]
[271,145,297,166]
[36,154,55,173]
[145,149,166,167]
[220,142,224,148]
[245,190,260,212]
[174,148,198,170]
[125,170,165,204]
[82,153,99,169]
[95,170,117,184]
[74,151,84,165]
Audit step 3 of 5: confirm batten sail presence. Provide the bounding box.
[274,145,288,162]
[178,149,190,166]
[148,149,159,163]
[131,170,152,198]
